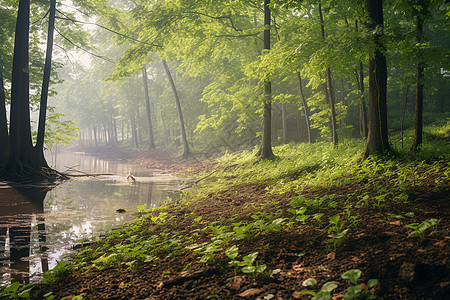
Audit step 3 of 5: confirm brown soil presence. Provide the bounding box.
[37,148,449,300]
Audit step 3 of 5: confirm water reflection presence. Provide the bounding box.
[0,153,183,286]
[0,187,49,285]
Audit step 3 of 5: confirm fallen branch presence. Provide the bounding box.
[180,170,217,190]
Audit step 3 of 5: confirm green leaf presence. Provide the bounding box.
[341,269,362,285]
[302,278,318,287]
[225,245,239,260]
[241,266,256,273]
[312,291,331,300]
[367,279,379,288]
[344,285,362,299]
[256,264,267,273]
[321,281,338,292]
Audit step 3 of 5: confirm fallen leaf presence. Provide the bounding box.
[292,291,302,299]
[156,281,164,290]
[118,282,125,289]
[389,253,406,260]
[434,240,447,247]
[327,252,336,260]
[350,256,361,262]
[228,276,244,290]
[292,264,306,272]
[389,220,402,226]
[358,283,368,290]
[238,288,262,298]
[332,294,345,300]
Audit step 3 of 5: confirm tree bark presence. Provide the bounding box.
[142,64,155,150]
[131,110,138,149]
[354,64,368,138]
[259,0,274,158]
[297,72,313,143]
[319,2,338,148]
[0,68,7,161]
[364,0,391,157]
[35,0,56,168]
[281,103,287,144]
[4,0,40,179]
[162,59,190,158]
[412,12,425,151]
[401,79,409,148]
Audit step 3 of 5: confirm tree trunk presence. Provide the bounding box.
[355,63,368,138]
[364,0,391,157]
[259,0,274,158]
[319,2,338,148]
[297,72,313,143]
[162,59,190,158]
[281,103,287,144]
[412,12,425,151]
[35,0,55,169]
[3,0,40,179]
[401,79,409,148]
[0,68,7,161]
[142,64,155,150]
[131,111,138,149]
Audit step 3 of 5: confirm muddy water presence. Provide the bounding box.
[0,152,185,286]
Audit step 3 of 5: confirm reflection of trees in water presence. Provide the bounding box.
[0,187,48,285]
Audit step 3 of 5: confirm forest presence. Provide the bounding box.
[0,0,449,299]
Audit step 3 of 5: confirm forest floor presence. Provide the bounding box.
[7,141,450,300]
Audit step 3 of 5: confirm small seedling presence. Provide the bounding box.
[406,218,441,244]
[341,269,379,299]
[300,278,339,299]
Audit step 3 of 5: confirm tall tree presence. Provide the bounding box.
[142,64,156,150]
[259,0,275,158]
[364,0,391,157]
[411,0,427,151]
[3,0,40,179]
[297,72,313,143]
[162,59,190,158]
[0,68,7,160]
[318,2,338,147]
[35,0,56,168]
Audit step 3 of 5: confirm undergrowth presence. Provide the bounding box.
[3,124,449,299]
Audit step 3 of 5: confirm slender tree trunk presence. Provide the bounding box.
[412,12,425,151]
[162,59,190,158]
[0,68,7,161]
[35,0,56,169]
[142,64,155,150]
[319,2,338,148]
[281,103,287,144]
[259,0,274,158]
[297,72,313,143]
[354,21,368,139]
[131,111,138,149]
[354,65,368,138]
[364,0,391,157]
[401,79,409,148]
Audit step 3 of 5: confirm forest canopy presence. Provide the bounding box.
[0,0,449,180]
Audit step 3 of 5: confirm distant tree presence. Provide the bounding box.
[142,64,156,150]
[162,59,190,158]
[259,0,275,158]
[318,2,338,148]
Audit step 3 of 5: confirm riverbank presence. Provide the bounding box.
[2,139,450,299]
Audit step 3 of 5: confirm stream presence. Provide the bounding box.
[0,152,185,286]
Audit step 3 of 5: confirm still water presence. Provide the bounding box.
[0,152,185,286]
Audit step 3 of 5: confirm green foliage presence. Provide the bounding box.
[406,218,441,244]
